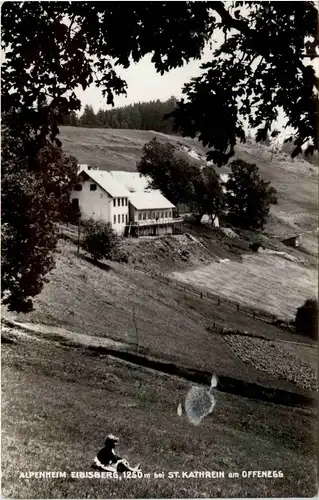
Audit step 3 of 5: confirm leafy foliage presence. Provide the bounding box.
[82,219,120,262]
[2,2,317,158]
[189,167,225,223]
[168,2,318,165]
[1,2,212,142]
[137,138,197,206]
[1,135,78,312]
[137,138,225,223]
[295,299,318,340]
[225,160,277,230]
[282,137,319,165]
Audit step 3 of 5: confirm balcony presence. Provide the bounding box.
[132,217,183,227]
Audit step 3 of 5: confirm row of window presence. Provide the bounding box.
[74,183,97,192]
[138,210,172,220]
[113,197,128,207]
[74,184,129,204]
[113,214,128,224]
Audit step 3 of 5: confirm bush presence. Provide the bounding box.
[82,218,120,261]
[295,299,318,340]
[249,241,260,252]
[249,235,263,252]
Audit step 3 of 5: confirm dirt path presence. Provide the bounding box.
[2,319,315,408]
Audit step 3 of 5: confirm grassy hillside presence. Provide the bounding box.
[2,326,317,499]
[2,239,317,498]
[60,126,207,171]
[60,126,318,239]
[1,127,317,498]
[59,126,318,317]
[172,248,317,319]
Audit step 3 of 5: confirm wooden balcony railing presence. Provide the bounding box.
[133,217,183,226]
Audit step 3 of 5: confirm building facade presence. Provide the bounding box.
[71,168,182,236]
[70,169,130,235]
[127,192,182,236]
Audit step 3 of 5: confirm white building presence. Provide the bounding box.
[128,191,177,236]
[109,170,150,193]
[110,171,182,236]
[71,168,183,236]
[70,169,130,235]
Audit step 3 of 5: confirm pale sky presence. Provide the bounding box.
[75,44,216,113]
[75,43,292,139]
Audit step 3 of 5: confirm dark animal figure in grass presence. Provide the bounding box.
[92,434,141,473]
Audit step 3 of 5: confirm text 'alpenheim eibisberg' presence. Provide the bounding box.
[19,470,284,480]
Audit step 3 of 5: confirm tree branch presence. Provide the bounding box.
[212,1,253,37]
[66,13,76,46]
[212,1,319,91]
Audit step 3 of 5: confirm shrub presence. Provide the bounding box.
[82,218,120,261]
[249,241,260,252]
[249,235,263,252]
[295,299,318,340]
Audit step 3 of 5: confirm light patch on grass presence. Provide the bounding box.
[173,252,317,319]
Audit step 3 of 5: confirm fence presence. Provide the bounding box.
[58,223,313,345]
[147,270,294,331]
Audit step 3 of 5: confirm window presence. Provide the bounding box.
[161,212,164,218]
[125,198,128,206]
[72,198,79,209]
[126,214,128,224]
[122,198,124,206]
[118,214,121,223]
[143,212,146,220]
[117,198,121,206]
[165,212,168,218]
[113,214,116,224]
[90,183,97,191]
[169,211,172,218]
[138,213,142,220]
[74,183,82,191]
[122,214,124,223]
[113,199,116,207]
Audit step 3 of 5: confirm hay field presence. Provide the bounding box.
[60,126,207,172]
[173,252,317,320]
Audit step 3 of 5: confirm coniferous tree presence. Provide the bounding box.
[79,105,98,127]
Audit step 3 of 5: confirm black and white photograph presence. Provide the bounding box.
[1,1,318,498]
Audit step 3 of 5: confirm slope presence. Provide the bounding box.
[60,126,318,239]
[1,238,317,499]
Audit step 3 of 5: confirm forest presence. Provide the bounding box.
[62,96,178,134]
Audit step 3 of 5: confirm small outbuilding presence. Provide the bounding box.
[282,235,300,248]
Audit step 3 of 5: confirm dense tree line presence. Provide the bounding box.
[62,97,178,134]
